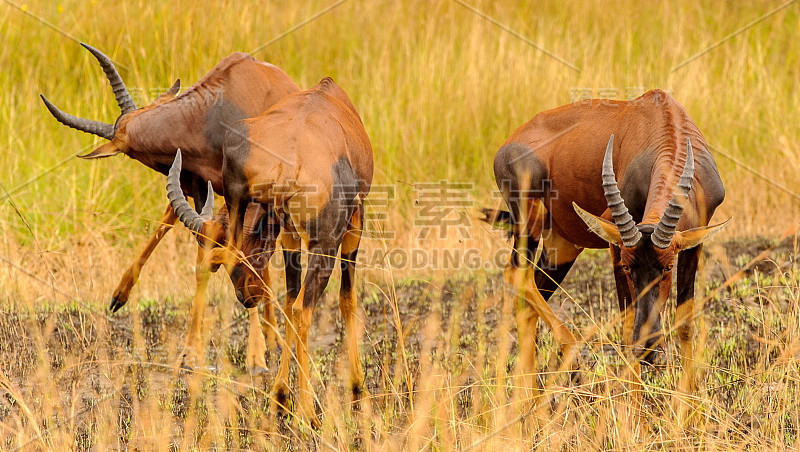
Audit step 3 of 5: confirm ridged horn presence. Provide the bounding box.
[166,149,214,234]
[40,94,115,139]
[652,138,695,248]
[602,135,642,247]
[81,43,137,114]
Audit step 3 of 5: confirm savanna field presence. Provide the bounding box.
[2,0,800,449]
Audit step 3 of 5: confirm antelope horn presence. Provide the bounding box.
[166,149,214,234]
[602,135,642,247]
[652,138,695,248]
[81,43,137,114]
[40,94,115,139]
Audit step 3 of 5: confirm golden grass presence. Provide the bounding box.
[1,0,800,449]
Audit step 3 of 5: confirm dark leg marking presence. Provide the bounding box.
[533,249,576,302]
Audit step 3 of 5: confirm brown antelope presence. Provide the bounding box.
[41,43,300,372]
[485,89,728,395]
[167,77,373,424]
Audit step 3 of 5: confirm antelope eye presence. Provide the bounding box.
[663,264,674,272]
[621,265,631,273]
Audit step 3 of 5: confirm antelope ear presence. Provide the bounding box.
[674,218,731,250]
[78,141,121,159]
[573,202,622,245]
[151,79,181,106]
[165,78,181,96]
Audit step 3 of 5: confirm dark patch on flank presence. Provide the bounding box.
[221,120,252,207]
[300,157,361,309]
[204,97,246,153]
[304,157,361,244]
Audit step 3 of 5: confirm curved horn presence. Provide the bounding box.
[40,94,115,140]
[652,138,695,248]
[602,135,642,247]
[81,43,137,114]
[166,149,214,234]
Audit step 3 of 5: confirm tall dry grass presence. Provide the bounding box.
[1,237,799,450]
[1,0,800,450]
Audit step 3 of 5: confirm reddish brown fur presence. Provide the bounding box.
[112,53,300,191]
[204,77,373,424]
[490,90,726,404]
[44,48,301,371]
[502,90,722,248]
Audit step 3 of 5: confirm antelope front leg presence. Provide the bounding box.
[181,243,215,370]
[261,303,278,355]
[259,268,279,356]
[272,243,302,410]
[292,289,316,426]
[110,203,177,312]
[675,246,702,423]
[611,245,645,423]
[272,294,296,408]
[248,262,274,375]
[181,245,232,370]
[246,306,269,375]
[676,301,697,391]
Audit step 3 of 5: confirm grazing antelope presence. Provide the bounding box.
[41,43,300,371]
[485,90,727,393]
[167,77,373,424]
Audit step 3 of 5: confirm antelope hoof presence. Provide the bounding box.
[349,383,370,412]
[180,347,203,371]
[246,354,268,375]
[180,359,197,373]
[353,385,367,399]
[298,404,321,429]
[570,369,583,386]
[560,346,582,386]
[351,381,369,400]
[109,292,128,312]
[110,274,135,312]
[271,381,291,412]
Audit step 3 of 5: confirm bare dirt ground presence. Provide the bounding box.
[1,237,798,449]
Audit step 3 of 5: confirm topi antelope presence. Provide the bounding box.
[167,77,373,424]
[41,43,300,371]
[485,89,728,394]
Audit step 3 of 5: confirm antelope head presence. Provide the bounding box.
[574,135,729,363]
[166,151,277,307]
[40,43,180,158]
